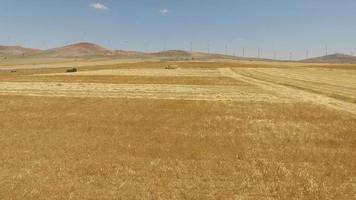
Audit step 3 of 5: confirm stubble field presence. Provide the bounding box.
[0,61,356,199]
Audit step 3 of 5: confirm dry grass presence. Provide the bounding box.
[0,82,273,102]
[0,96,355,199]
[0,75,245,86]
[0,61,297,75]
[302,64,356,70]
[102,61,296,70]
[1,60,334,78]
[1,60,356,199]
[233,67,356,103]
[45,68,222,77]
[0,57,158,69]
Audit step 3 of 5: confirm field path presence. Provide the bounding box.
[220,68,356,116]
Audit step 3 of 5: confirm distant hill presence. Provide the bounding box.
[0,42,273,62]
[41,42,113,57]
[150,50,245,61]
[5,43,356,64]
[150,50,192,57]
[303,53,356,64]
[114,50,149,58]
[0,45,40,57]
[36,42,151,58]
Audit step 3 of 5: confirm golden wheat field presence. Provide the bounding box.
[1,61,356,199]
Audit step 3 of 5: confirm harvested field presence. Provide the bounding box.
[0,82,282,102]
[226,68,356,115]
[0,75,245,85]
[0,96,356,199]
[3,0,356,198]
[232,67,356,104]
[1,61,356,199]
[47,68,222,77]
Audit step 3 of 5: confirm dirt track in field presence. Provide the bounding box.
[221,68,356,116]
[0,68,285,102]
[1,62,356,199]
[234,67,356,102]
[2,65,356,115]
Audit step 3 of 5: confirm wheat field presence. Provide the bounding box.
[0,61,356,199]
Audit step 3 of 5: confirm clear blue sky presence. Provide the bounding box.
[1,0,356,60]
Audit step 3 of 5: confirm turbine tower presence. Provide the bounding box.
[207,41,210,54]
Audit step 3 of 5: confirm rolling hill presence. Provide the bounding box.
[0,42,276,62]
[40,42,113,57]
[303,53,356,64]
[150,50,192,57]
[0,45,40,57]
[149,50,245,61]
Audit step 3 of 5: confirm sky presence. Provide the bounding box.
[1,0,356,60]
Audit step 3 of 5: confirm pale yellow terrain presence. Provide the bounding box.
[45,68,222,77]
[0,60,356,199]
[225,68,356,115]
[0,82,282,102]
[0,58,158,70]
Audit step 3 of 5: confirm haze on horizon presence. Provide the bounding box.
[1,0,356,60]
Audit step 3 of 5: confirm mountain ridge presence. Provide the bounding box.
[302,53,356,63]
[3,42,356,64]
